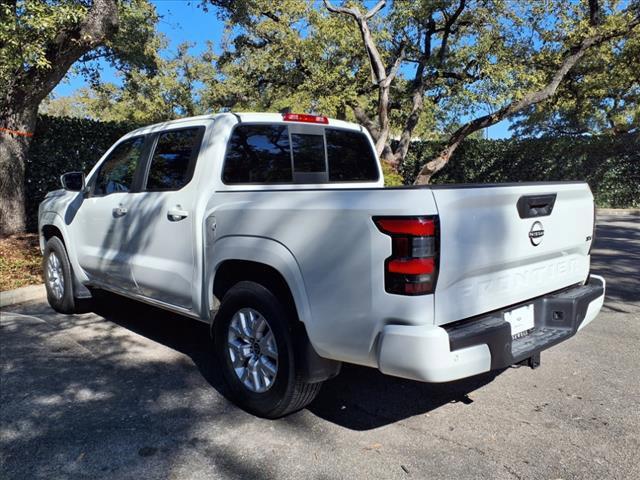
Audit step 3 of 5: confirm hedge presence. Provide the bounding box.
[25,115,140,230]
[400,134,639,209]
[24,115,638,231]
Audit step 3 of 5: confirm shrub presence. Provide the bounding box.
[400,134,640,208]
[25,115,140,230]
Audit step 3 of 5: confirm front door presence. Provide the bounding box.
[74,136,147,289]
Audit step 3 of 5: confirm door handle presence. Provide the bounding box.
[516,194,557,218]
[167,208,189,221]
[112,206,128,217]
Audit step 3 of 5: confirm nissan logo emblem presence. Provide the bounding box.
[529,221,544,246]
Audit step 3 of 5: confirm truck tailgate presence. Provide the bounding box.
[431,182,594,326]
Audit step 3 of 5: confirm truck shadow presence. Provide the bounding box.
[308,366,502,430]
[88,291,504,431]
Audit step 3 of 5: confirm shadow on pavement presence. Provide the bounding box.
[89,292,502,431]
[590,217,640,305]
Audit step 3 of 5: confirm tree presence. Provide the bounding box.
[205,0,639,184]
[323,0,640,184]
[202,1,441,146]
[49,41,217,124]
[510,29,640,137]
[0,0,158,235]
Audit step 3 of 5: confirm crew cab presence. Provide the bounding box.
[39,112,605,418]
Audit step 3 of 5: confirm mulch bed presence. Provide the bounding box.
[0,233,42,291]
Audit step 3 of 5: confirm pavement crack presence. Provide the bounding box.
[503,464,523,480]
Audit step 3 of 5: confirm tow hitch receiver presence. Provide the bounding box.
[519,352,541,369]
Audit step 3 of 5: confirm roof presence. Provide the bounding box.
[125,112,363,137]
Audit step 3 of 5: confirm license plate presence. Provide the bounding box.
[504,304,535,339]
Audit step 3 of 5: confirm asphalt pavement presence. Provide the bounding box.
[1,215,639,479]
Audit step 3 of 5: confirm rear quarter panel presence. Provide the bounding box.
[206,188,438,367]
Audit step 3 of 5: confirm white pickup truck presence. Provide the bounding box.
[39,112,605,418]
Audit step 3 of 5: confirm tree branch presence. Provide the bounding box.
[414,11,640,184]
[364,0,386,20]
[19,0,119,108]
[348,103,380,139]
[384,41,406,87]
[325,0,392,158]
[438,0,466,64]
[324,0,387,83]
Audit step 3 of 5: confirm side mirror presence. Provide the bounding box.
[60,171,85,192]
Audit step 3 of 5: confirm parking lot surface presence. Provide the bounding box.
[1,215,639,479]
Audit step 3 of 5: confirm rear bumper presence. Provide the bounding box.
[377,275,605,383]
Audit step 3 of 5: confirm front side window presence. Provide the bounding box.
[223,125,292,184]
[94,137,145,195]
[146,127,203,190]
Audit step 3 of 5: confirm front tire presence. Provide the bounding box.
[214,281,322,418]
[43,236,82,314]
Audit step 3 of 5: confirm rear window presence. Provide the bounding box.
[291,133,325,173]
[222,124,379,184]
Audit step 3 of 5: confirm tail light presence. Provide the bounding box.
[374,216,439,295]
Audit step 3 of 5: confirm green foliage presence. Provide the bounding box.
[0,1,89,89]
[382,162,403,187]
[24,115,140,230]
[401,134,640,208]
[41,39,216,123]
[511,27,640,136]
[202,0,370,119]
[0,0,159,99]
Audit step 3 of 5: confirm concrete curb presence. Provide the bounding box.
[597,208,640,216]
[0,284,46,308]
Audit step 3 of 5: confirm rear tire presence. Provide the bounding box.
[214,281,322,418]
[43,236,87,314]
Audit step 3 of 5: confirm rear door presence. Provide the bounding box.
[126,126,205,309]
[431,182,594,325]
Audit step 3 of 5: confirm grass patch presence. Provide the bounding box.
[0,234,42,291]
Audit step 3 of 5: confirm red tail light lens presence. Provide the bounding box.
[374,217,435,236]
[374,216,439,296]
[282,113,329,124]
[387,258,435,275]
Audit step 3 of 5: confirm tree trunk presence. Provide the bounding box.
[0,0,119,234]
[0,108,37,236]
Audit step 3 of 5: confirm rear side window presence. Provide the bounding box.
[326,128,379,182]
[146,127,203,191]
[223,125,292,184]
[94,137,145,195]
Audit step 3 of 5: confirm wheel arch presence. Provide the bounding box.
[206,236,312,328]
[39,211,90,296]
[39,212,68,252]
[207,236,341,384]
